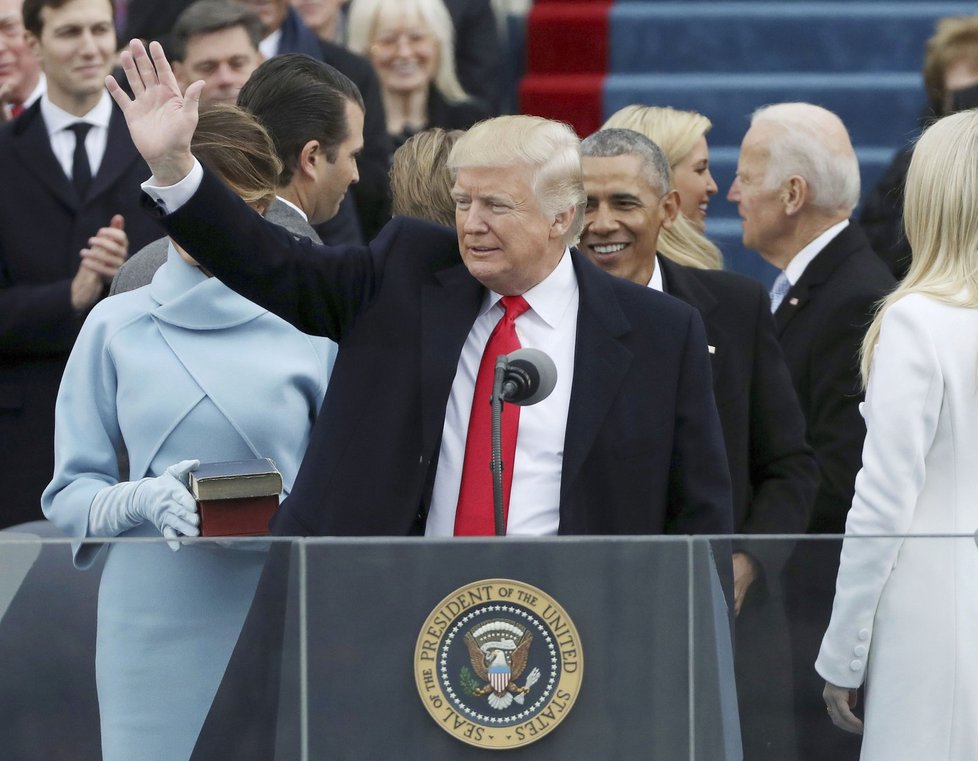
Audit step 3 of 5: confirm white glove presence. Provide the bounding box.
[89,460,201,551]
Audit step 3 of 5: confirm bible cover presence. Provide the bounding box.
[189,458,283,537]
[198,494,278,537]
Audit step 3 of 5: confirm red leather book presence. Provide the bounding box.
[197,494,279,537]
[189,458,283,537]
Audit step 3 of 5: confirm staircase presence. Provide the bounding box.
[518,0,976,283]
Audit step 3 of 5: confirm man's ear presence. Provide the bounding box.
[298,139,322,179]
[782,175,807,216]
[660,189,680,230]
[550,204,576,240]
[25,32,41,61]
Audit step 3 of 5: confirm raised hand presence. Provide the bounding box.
[105,40,204,186]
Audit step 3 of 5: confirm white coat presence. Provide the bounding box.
[815,293,978,760]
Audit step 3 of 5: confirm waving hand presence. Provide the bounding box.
[105,40,203,186]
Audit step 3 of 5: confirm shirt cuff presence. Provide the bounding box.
[140,158,203,214]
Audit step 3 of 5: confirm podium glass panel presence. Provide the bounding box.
[1,529,975,761]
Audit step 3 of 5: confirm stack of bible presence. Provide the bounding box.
[188,458,283,537]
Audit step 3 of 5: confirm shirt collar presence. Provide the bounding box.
[784,219,849,285]
[23,72,45,108]
[259,28,282,59]
[646,255,664,292]
[481,247,577,328]
[39,88,111,138]
[274,195,308,222]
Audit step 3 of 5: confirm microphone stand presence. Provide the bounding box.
[490,357,508,536]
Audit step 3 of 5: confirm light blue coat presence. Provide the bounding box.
[43,248,333,761]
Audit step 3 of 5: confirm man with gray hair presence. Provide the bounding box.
[727,102,894,761]
[581,127,816,761]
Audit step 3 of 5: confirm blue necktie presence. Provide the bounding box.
[769,272,790,313]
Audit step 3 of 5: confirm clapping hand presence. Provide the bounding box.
[105,40,204,186]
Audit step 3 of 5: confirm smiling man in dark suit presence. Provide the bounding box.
[580,127,818,761]
[108,39,733,542]
[0,0,161,528]
[727,102,895,761]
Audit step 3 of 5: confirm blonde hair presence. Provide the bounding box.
[449,115,586,246]
[347,0,469,103]
[860,109,978,384]
[390,127,462,227]
[192,105,281,211]
[603,105,722,269]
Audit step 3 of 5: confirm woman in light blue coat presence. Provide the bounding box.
[42,107,334,761]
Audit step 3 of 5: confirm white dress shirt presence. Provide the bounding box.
[783,219,849,286]
[425,250,579,537]
[40,89,112,181]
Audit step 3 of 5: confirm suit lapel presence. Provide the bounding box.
[774,222,859,336]
[421,263,484,456]
[658,256,718,318]
[86,106,139,204]
[559,252,633,515]
[11,102,77,211]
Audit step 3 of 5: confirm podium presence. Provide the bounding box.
[0,532,740,760]
[265,537,741,760]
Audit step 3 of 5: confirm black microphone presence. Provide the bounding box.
[498,348,558,406]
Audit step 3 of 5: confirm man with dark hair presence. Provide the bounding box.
[112,53,363,293]
[235,0,390,240]
[580,127,817,761]
[0,0,161,528]
[169,0,263,109]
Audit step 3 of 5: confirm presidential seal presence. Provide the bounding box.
[414,579,583,750]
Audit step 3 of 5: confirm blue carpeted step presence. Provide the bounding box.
[609,3,975,74]
[604,72,925,146]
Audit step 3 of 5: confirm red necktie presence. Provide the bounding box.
[10,103,24,119]
[453,295,530,536]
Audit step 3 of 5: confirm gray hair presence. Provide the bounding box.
[750,103,860,213]
[580,128,671,198]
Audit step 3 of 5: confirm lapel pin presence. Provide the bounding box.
[708,345,716,354]
[789,297,799,306]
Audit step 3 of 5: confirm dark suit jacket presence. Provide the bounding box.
[778,223,893,761]
[444,0,504,113]
[659,257,816,583]
[659,257,817,760]
[158,168,734,538]
[774,223,894,537]
[0,100,162,528]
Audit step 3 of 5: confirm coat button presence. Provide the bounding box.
[854,645,867,657]
[849,659,862,671]
[858,628,870,641]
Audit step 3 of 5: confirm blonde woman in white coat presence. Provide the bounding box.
[816,108,978,759]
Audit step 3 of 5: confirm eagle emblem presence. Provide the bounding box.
[462,619,541,710]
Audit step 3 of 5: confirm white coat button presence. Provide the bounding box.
[854,645,867,657]
[849,659,862,671]
[858,629,870,640]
